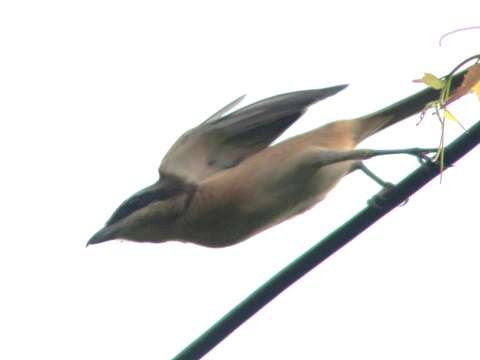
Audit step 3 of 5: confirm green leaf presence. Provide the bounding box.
[413,73,445,90]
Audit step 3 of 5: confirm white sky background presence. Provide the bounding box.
[1,1,479,359]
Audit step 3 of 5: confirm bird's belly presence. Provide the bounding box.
[178,161,353,247]
[249,162,353,226]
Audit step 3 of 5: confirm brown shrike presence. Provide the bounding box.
[87,70,465,247]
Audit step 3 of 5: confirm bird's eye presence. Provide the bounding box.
[106,195,146,226]
[105,179,186,226]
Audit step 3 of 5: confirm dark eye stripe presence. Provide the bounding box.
[105,179,184,226]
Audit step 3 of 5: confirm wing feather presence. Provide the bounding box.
[160,85,348,183]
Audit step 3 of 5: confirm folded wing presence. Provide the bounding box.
[159,84,348,184]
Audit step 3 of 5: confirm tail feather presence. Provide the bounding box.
[353,68,468,143]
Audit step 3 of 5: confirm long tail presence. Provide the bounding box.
[352,67,468,143]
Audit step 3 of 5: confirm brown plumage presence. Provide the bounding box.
[88,70,466,248]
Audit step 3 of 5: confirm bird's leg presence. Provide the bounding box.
[416,151,437,165]
[348,147,437,185]
[351,162,408,208]
[305,147,437,208]
[353,162,392,188]
[398,148,436,165]
[361,147,438,159]
[308,147,437,169]
[354,147,436,207]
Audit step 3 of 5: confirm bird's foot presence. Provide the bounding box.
[367,182,409,209]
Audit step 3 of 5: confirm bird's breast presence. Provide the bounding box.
[173,147,354,247]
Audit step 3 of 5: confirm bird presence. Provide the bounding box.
[87,70,466,248]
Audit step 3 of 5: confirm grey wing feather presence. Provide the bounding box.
[160,84,348,183]
[203,94,246,124]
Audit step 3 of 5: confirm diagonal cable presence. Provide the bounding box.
[173,118,480,360]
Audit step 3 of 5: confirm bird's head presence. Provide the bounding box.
[87,177,192,246]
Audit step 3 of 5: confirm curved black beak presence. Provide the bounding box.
[86,176,186,247]
[86,224,118,247]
